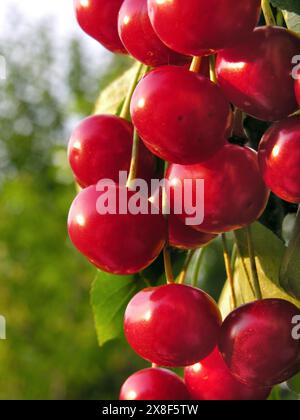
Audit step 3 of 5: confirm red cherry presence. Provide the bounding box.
[131,66,232,164]
[68,184,166,274]
[184,348,271,401]
[68,115,155,188]
[147,0,261,56]
[73,0,127,53]
[168,214,217,250]
[166,144,270,234]
[258,115,300,204]
[124,284,222,367]
[118,0,188,67]
[219,299,300,388]
[295,76,300,107]
[120,368,190,400]
[216,26,300,122]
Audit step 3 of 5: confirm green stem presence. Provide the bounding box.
[190,56,202,73]
[222,233,237,309]
[178,250,195,285]
[261,0,276,26]
[192,248,206,288]
[233,231,256,298]
[246,225,263,300]
[126,129,140,187]
[276,9,284,26]
[164,246,175,285]
[120,63,145,120]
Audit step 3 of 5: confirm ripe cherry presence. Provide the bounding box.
[118,0,188,67]
[124,283,222,367]
[168,214,217,250]
[131,66,232,164]
[74,0,126,54]
[120,368,190,400]
[68,115,155,188]
[258,115,300,204]
[219,299,300,388]
[147,0,261,56]
[184,348,271,401]
[166,144,270,234]
[68,184,166,274]
[216,26,300,122]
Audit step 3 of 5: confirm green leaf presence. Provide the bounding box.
[91,270,147,346]
[94,63,140,116]
[283,10,300,33]
[271,0,300,15]
[280,209,300,299]
[219,223,300,319]
[287,373,300,394]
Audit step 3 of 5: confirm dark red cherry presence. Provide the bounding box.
[166,144,270,234]
[124,284,222,367]
[295,76,300,107]
[258,115,300,204]
[131,66,232,164]
[168,214,217,250]
[184,348,271,401]
[219,299,300,388]
[118,0,188,67]
[74,0,127,53]
[68,184,166,274]
[147,0,261,56]
[68,115,155,188]
[120,368,190,400]
[216,26,300,122]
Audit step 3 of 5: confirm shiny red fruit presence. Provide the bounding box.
[118,0,188,67]
[68,115,155,188]
[147,0,261,56]
[216,26,300,122]
[258,116,300,204]
[68,184,166,274]
[219,299,300,388]
[131,66,232,164]
[166,144,270,234]
[124,284,222,367]
[168,215,217,250]
[120,368,190,400]
[74,0,126,53]
[295,76,300,106]
[184,348,271,401]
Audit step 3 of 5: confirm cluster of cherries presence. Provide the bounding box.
[68,0,300,400]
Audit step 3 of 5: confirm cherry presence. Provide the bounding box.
[124,283,222,367]
[295,76,300,107]
[216,26,300,122]
[68,115,155,188]
[258,115,300,204]
[184,348,271,400]
[166,144,270,234]
[131,66,232,164]
[219,299,300,388]
[168,214,217,250]
[68,184,166,274]
[73,0,127,54]
[147,0,261,56]
[118,0,188,67]
[120,368,190,400]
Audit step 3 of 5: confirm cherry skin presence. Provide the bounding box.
[73,0,127,54]
[219,299,300,388]
[295,76,300,107]
[120,368,190,400]
[166,144,270,234]
[184,348,271,401]
[124,283,222,367]
[168,214,217,250]
[131,66,232,164]
[258,115,300,204]
[147,0,261,56]
[216,26,300,122]
[68,115,155,188]
[118,0,188,67]
[68,184,167,274]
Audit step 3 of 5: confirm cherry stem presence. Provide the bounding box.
[164,245,175,284]
[246,225,263,300]
[222,233,237,309]
[192,248,206,287]
[126,128,140,187]
[233,231,256,297]
[189,56,202,73]
[261,0,276,26]
[178,250,195,285]
[120,62,145,121]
